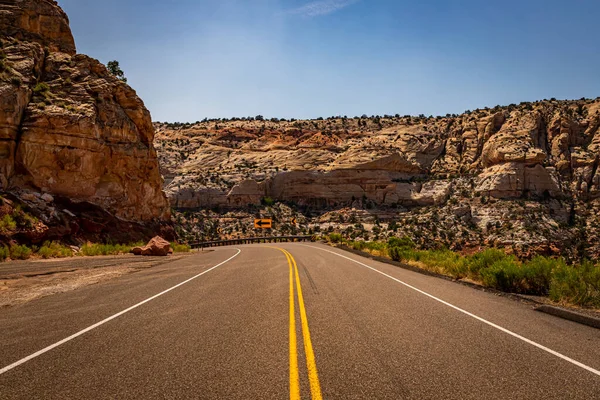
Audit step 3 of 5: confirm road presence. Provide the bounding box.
[1,243,599,399]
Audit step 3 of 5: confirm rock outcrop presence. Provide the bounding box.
[157,100,600,210]
[132,236,171,257]
[0,0,170,227]
[156,98,600,260]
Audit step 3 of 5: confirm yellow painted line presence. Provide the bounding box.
[284,249,301,400]
[283,248,323,400]
[265,246,323,399]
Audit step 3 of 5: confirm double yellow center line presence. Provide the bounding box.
[276,248,323,400]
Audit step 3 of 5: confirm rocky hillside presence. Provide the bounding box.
[156,98,600,260]
[0,0,171,244]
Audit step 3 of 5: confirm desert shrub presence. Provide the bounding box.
[37,241,72,259]
[350,241,366,251]
[521,256,558,295]
[12,208,37,229]
[550,260,600,307]
[387,236,420,263]
[33,82,50,93]
[479,257,523,292]
[79,243,132,256]
[419,249,468,278]
[366,241,387,252]
[388,236,415,249]
[388,246,419,262]
[0,214,16,233]
[10,244,32,260]
[466,248,510,278]
[0,246,8,261]
[171,242,191,253]
[261,196,275,206]
[345,238,600,307]
[328,233,343,243]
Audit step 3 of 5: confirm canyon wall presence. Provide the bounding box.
[0,0,170,224]
[156,99,600,258]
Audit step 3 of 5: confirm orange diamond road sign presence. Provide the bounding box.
[254,219,272,229]
[291,217,297,225]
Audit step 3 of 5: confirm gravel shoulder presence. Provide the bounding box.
[0,253,199,307]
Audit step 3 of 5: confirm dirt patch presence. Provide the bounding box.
[0,257,182,307]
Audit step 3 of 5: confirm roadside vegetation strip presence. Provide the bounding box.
[269,247,323,400]
[0,241,192,262]
[303,244,600,378]
[0,249,241,376]
[325,234,600,309]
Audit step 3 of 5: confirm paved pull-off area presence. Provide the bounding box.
[1,244,599,399]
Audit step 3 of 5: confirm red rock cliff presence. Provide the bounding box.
[0,0,170,222]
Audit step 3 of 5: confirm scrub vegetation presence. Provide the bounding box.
[328,234,600,308]
[0,241,192,262]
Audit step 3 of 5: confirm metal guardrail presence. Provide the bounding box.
[191,236,314,249]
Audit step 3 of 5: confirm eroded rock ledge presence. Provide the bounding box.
[0,0,170,225]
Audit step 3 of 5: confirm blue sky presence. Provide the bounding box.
[58,0,600,122]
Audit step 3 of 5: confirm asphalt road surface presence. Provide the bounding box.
[1,243,599,399]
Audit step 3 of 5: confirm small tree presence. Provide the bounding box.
[107,60,127,83]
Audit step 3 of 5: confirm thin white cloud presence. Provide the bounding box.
[287,0,359,17]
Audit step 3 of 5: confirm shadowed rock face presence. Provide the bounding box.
[0,0,170,222]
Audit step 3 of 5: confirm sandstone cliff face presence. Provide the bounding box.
[157,99,600,208]
[157,99,600,259]
[0,0,169,224]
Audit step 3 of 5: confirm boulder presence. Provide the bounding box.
[135,236,171,257]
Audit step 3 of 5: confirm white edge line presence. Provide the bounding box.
[0,248,242,376]
[301,244,600,378]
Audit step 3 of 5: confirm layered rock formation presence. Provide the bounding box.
[0,0,169,229]
[156,99,600,259]
[158,100,600,208]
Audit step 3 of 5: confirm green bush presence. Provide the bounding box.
[480,258,523,292]
[344,238,600,307]
[467,248,510,278]
[12,208,37,229]
[10,244,32,260]
[388,246,402,261]
[0,246,8,261]
[0,214,16,233]
[261,196,275,206]
[328,233,343,243]
[388,246,418,262]
[388,236,415,249]
[419,249,468,278]
[79,243,132,256]
[33,82,50,93]
[550,261,600,307]
[350,241,366,251]
[171,242,191,253]
[521,256,558,295]
[358,241,387,252]
[37,241,72,259]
